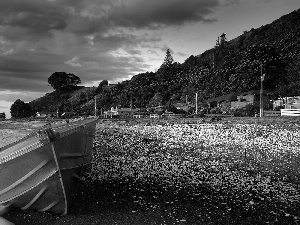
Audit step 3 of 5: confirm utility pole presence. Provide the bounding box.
[94,96,97,117]
[195,92,198,115]
[260,63,264,118]
[130,92,133,117]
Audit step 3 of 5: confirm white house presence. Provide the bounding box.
[36,111,57,118]
[273,96,300,109]
[103,107,140,118]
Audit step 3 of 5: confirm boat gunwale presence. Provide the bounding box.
[0,118,98,164]
[0,141,47,164]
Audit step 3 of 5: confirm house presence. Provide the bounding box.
[36,111,57,118]
[103,107,118,118]
[205,90,274,111]
[231,90,274,110]
[60,112,76,118]
[152,106,164,112]
[103,107,140,118]
[117,108,133,116]
[286,96,300,109]
[274,96,300,109]
[174,103,195,112]
[206,92,238,109]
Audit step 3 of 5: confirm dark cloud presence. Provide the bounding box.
[0,0,220,38]
[109,0,219,28]
[0,0,221,94]
[0,0,68,40]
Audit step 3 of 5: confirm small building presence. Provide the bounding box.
[151,106,164,113]
[230,90,274,110]
[103,107,140,118]
[60,112,76,118]
[174,103,195,112]
[206,92,238,109]
[117,108,132,116]
[274,96,300,109]
[285,96,300,109]
[103,107,118,118]
[205,90,274,111]
[36,111,57,118]
[273,99,284,109]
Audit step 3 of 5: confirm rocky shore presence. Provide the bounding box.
[2,119,300,224]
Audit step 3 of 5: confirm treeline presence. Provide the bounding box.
[11,8,300,118]
[92,8,300,112]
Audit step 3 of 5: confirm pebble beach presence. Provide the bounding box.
[0,121,47,148]
[1,118,300,224]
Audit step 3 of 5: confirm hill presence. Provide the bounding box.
[29,8,300,115]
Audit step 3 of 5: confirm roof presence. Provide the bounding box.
[174,103,196,107]
[206,92,238,103]
[206,90,275,103]
[117,108,140,112]
[238,89,274,96]
[104,111,117,115]
[37,111,57,114]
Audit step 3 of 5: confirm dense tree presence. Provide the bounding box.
[0,112,5,119]
[10,99,34,118]
[96,80,108,94]
[231,44,287,92]
[148,93,163,107]
[27,9,300,114]
[161,49,174,68]
[48,72,81,91]
[99,80,108,86]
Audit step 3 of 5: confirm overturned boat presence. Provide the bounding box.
[0,117,97,215]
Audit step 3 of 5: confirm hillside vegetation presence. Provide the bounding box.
[29,8,300,115]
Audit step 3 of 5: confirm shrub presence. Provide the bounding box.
[233,104,260,117]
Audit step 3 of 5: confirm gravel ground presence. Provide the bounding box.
[2,118,300,224]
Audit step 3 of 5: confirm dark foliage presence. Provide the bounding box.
[0,112,5,119]
[233,104,260,117]
[96,80,108,94]
[28,9,300,115]
[10,99,34,119]
[48,72,81,91]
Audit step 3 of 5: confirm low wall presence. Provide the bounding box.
[264,111,281,117]
[281,109,300,116]
[204,114,233,117]
[162,114,185,118]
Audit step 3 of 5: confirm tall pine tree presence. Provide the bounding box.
[161,49,174,68]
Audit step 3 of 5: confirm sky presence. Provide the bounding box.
[0,0,299,118]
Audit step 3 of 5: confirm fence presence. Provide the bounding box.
[205,114,233,117]
[150,114,160,118]
[264,111,281,117]
[280,109,300,116]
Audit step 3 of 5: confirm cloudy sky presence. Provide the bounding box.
[0,0,299,118]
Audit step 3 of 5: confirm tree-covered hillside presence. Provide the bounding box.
[29,8,300,116]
